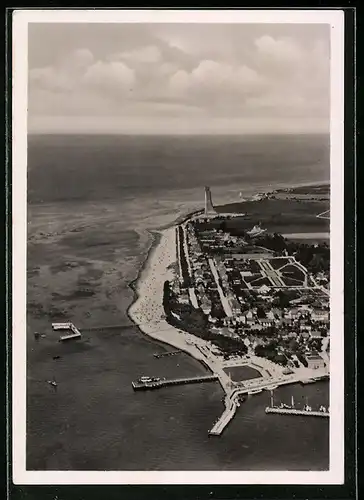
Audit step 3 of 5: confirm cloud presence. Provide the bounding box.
[29,48,96,92]
[28,27,330,133]
[254,35,304,62]
[83,60,135,92]
[29,48,136,108]
[167,59,264,105]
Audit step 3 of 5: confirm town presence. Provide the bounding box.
[163,187,330,373]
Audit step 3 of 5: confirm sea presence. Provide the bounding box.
[26,133,330,471]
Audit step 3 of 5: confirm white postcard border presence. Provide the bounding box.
[12,8,345,485]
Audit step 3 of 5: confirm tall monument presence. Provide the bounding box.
[204,186,217,216]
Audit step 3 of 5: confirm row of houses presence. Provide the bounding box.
[221,305,329,327]
[176,222,329,342]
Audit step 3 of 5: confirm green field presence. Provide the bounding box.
[285,183,329,195]
[216,198,329,234]
[223,365,262,382]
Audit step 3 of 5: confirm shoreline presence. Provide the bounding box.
[126,224,219,375]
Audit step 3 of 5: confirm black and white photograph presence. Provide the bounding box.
[12,9,344,485]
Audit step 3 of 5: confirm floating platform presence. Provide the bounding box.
[265,407,329,417]
[132,374,218,391]
[52,322,82,341]
[59,332,81,341]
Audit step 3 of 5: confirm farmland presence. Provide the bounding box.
[216,198,329,235]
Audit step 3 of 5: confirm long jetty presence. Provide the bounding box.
[265,407,329,417]
[132,374,218,391]
[209,395,238,436]
[207,371,330,436]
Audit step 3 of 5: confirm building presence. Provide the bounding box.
[178,293,190,305]
[305,354,325,369]
[258,284,271,294]
[310,330,323,339]
[311,309,329,322]
[266,310,275,321]
[260,319,273,327]
[228,297,242,316]
[284,308,300,320]
[300,322,312,332]
[201,298,212,315]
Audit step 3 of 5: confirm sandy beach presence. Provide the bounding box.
[127,225,219,373]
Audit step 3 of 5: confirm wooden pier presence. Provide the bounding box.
[265,407,329,417]
[208,395,238,436]
[132,374,218,391]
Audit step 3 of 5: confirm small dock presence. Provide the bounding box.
[52,322,82,341]
[153,350,182,359]
[132,374,218,391]
[265,407,329,417]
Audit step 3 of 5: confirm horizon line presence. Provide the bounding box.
[27,131,330,137]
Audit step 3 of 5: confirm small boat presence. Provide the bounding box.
[280,403,293,409]
[139,376,163,384]
[248,388,263,395]
[46,377,58,391]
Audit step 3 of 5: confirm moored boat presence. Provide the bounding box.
[248,388,263,395]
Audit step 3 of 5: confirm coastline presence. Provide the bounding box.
[127,223,219,375]
[126,183,330,429]
[127,180,330,365]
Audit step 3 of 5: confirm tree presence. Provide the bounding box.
[257,306,266,319]
[273,290,291,309]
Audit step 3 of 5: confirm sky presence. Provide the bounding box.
[27,23,330,135]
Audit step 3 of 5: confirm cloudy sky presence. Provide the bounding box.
[28,23,330,134]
